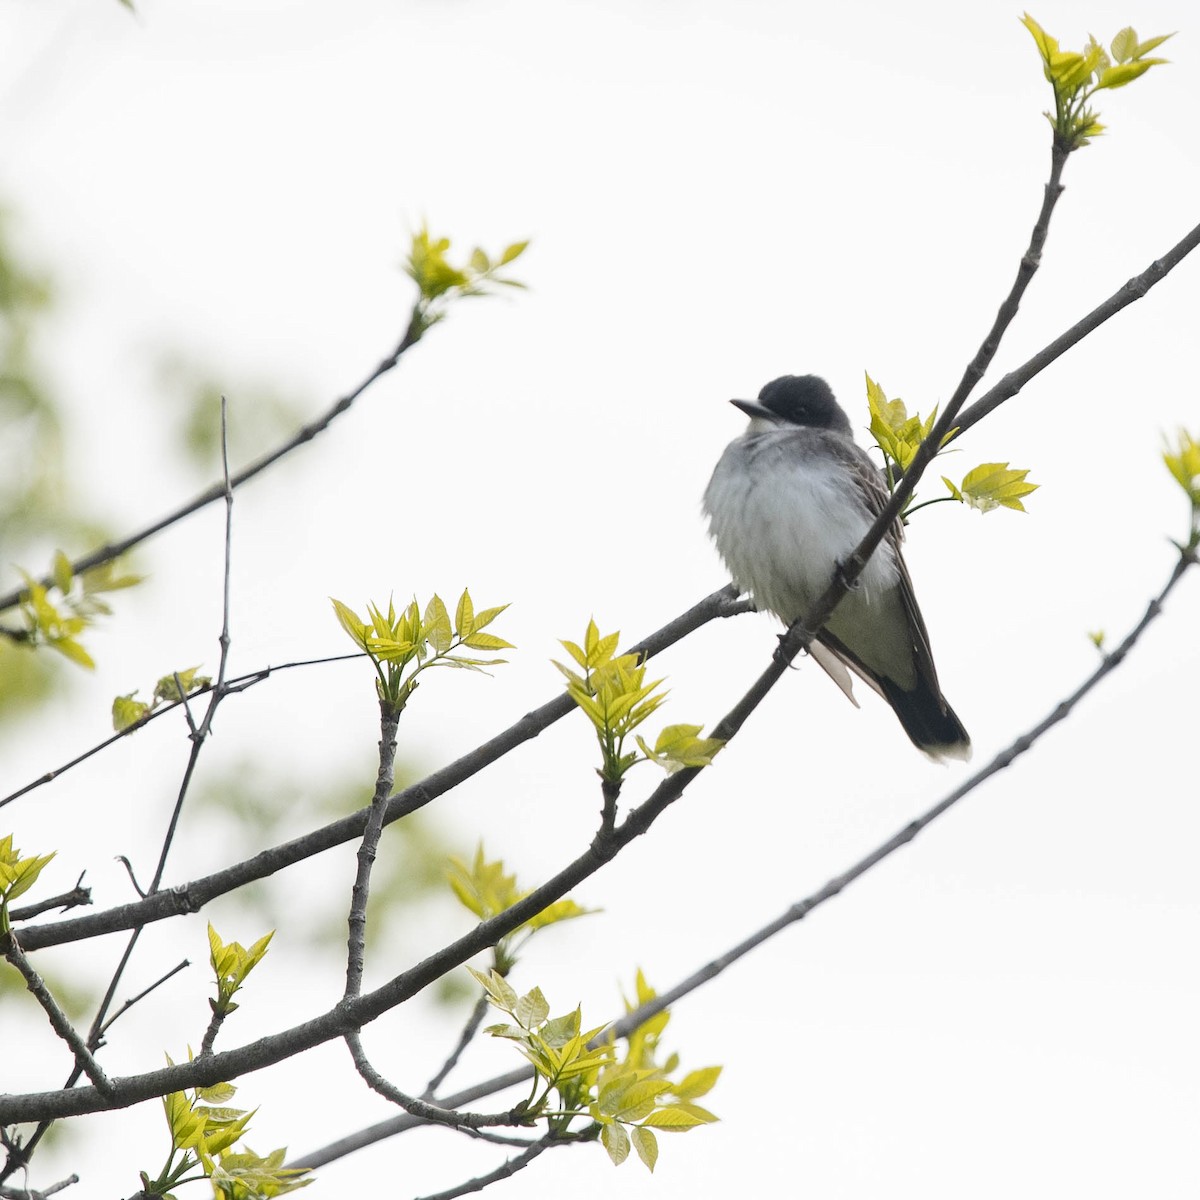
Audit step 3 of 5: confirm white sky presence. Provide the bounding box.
[2,0,1198,1196]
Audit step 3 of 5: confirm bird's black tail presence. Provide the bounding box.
[880,676,971,763]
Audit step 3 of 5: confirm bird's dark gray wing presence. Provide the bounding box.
[812,437,945,699]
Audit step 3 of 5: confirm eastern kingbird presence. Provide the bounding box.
[703,374,971,761]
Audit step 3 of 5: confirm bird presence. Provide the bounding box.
[702,373,971,761]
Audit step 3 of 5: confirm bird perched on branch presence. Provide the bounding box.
[703,374,970,761]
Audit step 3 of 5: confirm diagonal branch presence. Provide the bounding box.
[952,217,1200,438]
[0,326,421,615]
[3,934,114,1098]
[410,1134,560,1200]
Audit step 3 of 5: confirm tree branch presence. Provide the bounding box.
[952,217,1200,438]
[3,934,114,1098]
[0,327,421,615]
[410,1134,560,1200]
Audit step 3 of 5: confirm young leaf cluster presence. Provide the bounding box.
[943,463,1039,513]
[469,967,720,1173]
[331,588,513,716]
[865,374,1038,518]
[1021,14,1172,149]
[403,227,529,342]
[140,1061,310,1199]
[7,552,140,670]
[112,666,214,732]
[208,924,274,1020]
[0,834,55,935]
[554,620,723,786]
[1163,428,1200,550]
[446,845,593,974]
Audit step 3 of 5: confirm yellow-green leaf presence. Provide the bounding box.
[631,1125,658,1172]
[52,550,73,594]
[113,693,150,731]
[331,598,369,647]
[601,1120,630,1165]
[423,593,453,654]
[461,631,515,651]
[454,588,475,637]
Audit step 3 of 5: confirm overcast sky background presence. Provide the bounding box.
[2,0,1198,1196]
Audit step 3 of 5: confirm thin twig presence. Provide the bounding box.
[290,1069,533,1169]
[0,655,363,810]
[345,1031,531,1131]
[0,1174,79,1199]
[9,880,91,922]
[3,934,114,1097]
[0,329,421,615]
[410,1134,557,1200]
[344,707,402,1001]
[0,403,242,1183]
[423,994,490,1098]
[952,217,1200,438]
[96,959,191,1042]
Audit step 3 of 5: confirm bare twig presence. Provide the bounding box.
[0,328,422,615]
[290,1069,533,1169]
[423,994,490,1098]
[3,934,114,1097]
[9,879,91,922]
[1,405,243,1183]
[0,656,362,810]
[345,1031,531,1132]
[0,1173,79,1199]
[410,1134,559,1200]
[96,959,191,1042]
[345,707,402,1001]
[952,217,1200,438]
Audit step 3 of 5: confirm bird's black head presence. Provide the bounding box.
[752,375,851,434]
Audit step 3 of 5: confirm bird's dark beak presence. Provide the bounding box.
[730,398,773,420]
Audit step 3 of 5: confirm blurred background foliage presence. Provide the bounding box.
[0,202,463,1026]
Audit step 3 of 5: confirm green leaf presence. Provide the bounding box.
[671,1065,723,1100]
[113,693,150,731]
[454,588,475,637]
[0,848,56,904]
[470,603,510,631]
[514,986,550,1030]
[631,1125,658,1172]
[49,636,95,669]
[330,598,369,648]
[1110,25,1137,62]
[1096,60,1158,90]
[52,550,73,594]
[601,1120,630,1165]
[1020,12,1059,67]
[1133,33,1174,58]
[423,593,453,654]
[499,240,530,266]
[640,1103,717,1129]
[953,462,1039,513]
[461,631,515,651]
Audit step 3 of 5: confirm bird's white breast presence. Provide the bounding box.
[703,429,901,633]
